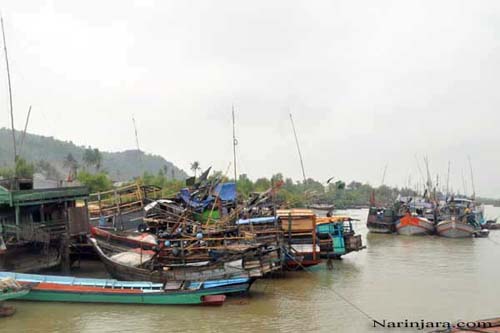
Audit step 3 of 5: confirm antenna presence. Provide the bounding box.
[468,155,476,198]
[1,16,17,167]
[18,105,32,157]
[381,163,388,186]
[289,113,307,184]
[232,105,238,182]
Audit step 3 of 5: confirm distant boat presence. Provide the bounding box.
[395,198,436,236]
[0,272,233,306]
[366,206,397,233]
[396,212,435,235]
[436,198,481,238]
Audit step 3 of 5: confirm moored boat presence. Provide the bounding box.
[366,206,397,233]
[0,272,238,305]
[89,237,256,293]
[396,212,435,236]
[436,218,477,238]
[436,197,481,238]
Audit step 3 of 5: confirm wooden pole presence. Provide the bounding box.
[1,16,17,167]
[289,113,307,184]
[18,105,32,157]
[232,105,238,183]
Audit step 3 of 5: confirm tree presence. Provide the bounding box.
[190,161,201,178]
[82,147,102,172]
[0,158,35,179]
[77,171,113,192]
[63,153,79,180]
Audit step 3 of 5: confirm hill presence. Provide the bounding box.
[0,128,188,181]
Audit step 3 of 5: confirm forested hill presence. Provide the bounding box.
[0,128,187,181]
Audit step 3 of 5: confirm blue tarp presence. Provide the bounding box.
[213,182,237,202]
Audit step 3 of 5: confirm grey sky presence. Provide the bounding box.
[1,1,499,196]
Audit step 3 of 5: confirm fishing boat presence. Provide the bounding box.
[366,206,397,233]
[89,238,257,293]
[436,198,481,238]
[396,212,435,235]
[395,198,436,235]
[0,272,237,305]
[1,278,31,317]
[315,216,364,258]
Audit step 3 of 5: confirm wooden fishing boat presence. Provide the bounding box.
[436,198,481,238]
[436,218,477,238]
[316,216,364,259]
[0,272,237,305]
[366,206,397,233]
[396,212,435,235]
[90,227,280,276]
[89,238,257,293]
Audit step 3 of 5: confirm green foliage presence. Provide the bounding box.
[77,171,113,192]
[140,170,184,196]
[0,158,35,179]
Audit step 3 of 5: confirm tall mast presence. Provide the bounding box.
[232,105,238,182]
[132,116,143,174]
[1,16,17,167]
[461,169,467,196]
[468,155,476,198]
[446,160,450,195]
[381,163,388,186]
[18,105,32,157]
[289,113,307,184]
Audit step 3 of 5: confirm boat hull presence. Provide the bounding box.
[396,214,434,236]
[436,220,475,238]
[17,285,238,305]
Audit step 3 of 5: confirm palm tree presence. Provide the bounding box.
[190,161,201,178]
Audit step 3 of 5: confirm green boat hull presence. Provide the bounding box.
[17,283,249,305]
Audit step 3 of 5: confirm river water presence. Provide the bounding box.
[2,207,500,333]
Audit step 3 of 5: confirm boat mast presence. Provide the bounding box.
[381,163,388,186]
[446,160,450,195]
[289,113,307,184]
[132,116,143,174]
[232,105,238,182]
[468,155,476,199]
[18,105,32,157]
[1,16,17,168]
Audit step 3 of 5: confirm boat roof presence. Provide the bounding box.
[0,271,164,289]
[0,184,89,207]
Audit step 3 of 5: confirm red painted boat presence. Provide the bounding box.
[396,212,435,236]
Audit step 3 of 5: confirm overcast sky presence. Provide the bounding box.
[1,1,499,196]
